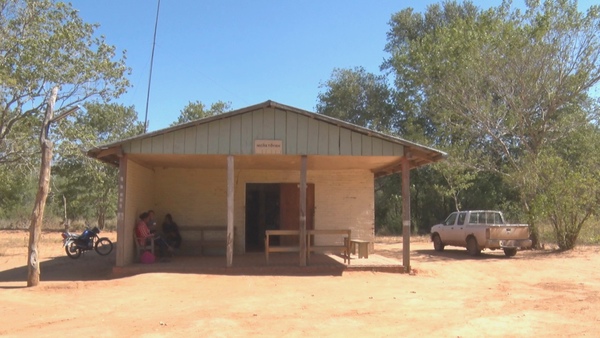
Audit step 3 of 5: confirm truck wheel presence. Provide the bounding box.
[432,234,445,252]
[503,248,517,257]
[466,237,481,256]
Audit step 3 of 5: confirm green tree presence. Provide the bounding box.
[0,0,130,165]
[316,67,395,132]
[170,100,232,126]
[0,0,131,286]
[384,0,600,247]
[54,103,143,229]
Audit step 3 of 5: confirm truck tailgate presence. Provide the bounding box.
[487,225,529,240]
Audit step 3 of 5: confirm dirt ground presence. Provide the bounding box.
[0,230,599,337]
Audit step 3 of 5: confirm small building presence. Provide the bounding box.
[88,100,445,269]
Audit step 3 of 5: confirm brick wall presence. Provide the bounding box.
[150,168,374,253]
[119,160,154,266]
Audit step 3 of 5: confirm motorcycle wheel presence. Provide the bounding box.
[95,237,113,256]
[65,241,82,259]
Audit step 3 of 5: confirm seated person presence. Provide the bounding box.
[136,212,173,257]
[162,213,182,249]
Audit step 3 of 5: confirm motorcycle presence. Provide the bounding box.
[61,226,113,259]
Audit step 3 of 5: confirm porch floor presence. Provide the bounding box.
[113,251,404,277]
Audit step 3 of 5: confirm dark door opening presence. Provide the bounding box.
[245,183,315,252]
[245,184,280,251]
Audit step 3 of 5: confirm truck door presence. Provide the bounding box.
[438,212,458,245]
[449,211,468,246]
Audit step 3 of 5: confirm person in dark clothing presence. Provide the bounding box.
[162,213,182,249]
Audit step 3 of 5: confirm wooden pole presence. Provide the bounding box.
[226,155,234,267]
[116,154,127,267]
[27,87,58,287]
[299,155,307,266]
[401,155,411,273]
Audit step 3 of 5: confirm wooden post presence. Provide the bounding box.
[27,87,58,287]
[226,155,234,267]
[116,154,127,267]
[299,155,307,266]
[401,155,411,273]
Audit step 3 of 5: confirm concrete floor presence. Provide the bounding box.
[113,251,404,277]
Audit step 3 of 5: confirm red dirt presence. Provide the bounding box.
[1,230,599,336]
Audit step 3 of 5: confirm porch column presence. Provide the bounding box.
[116,154,127,267]
[226,155,234,267]
[299,155,307,266]
[401,155,411,273]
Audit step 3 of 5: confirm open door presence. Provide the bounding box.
[279,183,314,246]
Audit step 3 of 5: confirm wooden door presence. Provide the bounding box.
[279,183,314,245]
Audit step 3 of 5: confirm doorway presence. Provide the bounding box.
[245,183,315,251]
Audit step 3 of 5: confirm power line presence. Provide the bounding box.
[143,0,161,133]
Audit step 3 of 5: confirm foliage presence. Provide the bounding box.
[0,162,36,219]
[52,102,143,228]
[316,67,395,132]
[528,124,600,250]
[170,100,232,126]
[0,0,130,229]
[380,0,600,247]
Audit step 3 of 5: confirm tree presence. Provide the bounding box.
[0,0,131,286]
[0,0,130,165]
[524,120,600,250]
[383,0,600,248]
[54,102,143,229]
[170,100,232,126]
[316,67,395,132]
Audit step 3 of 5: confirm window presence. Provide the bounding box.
[469,212,480,224]
[444,213,457,226]
[457,212,466,225]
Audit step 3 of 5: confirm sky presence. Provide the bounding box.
[68,0,598,132]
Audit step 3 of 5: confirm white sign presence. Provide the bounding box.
[254,140,282,154]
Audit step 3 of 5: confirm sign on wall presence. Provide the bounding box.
[254,140,283,154]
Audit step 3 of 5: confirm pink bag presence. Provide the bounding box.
[140,250,155,264]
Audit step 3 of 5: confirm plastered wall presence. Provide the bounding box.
[148,167,374,253]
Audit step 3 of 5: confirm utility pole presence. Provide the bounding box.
[143,0,161,133]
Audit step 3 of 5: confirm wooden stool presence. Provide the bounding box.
[350,239,370,259]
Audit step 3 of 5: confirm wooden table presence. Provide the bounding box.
[308,229,351,264]
[265,230,300,265]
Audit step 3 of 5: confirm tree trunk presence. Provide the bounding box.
[27,87,58,287]
[62,194,69,231]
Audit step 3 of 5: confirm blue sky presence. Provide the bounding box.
[69,1,597,132]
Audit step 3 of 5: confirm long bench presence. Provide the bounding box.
[179,225,230,256]
[264,229,352,265]
[307,229,351,264]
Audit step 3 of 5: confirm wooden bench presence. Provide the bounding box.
[179,225,230,256]
[265,230,300,265]
[350,239,370,259]
[307,229,351,264]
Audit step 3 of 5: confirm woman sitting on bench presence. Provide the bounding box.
[136,212,173,257]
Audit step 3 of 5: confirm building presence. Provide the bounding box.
[88,100,446,270]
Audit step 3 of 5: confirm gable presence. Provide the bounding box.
[88,100,446,173]
[123,106,405,157]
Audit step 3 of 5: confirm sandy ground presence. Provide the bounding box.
[0,230,599,337]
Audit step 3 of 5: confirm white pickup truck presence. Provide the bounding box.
[430,210,532,257]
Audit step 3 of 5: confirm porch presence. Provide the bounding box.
[112,251,404,277]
